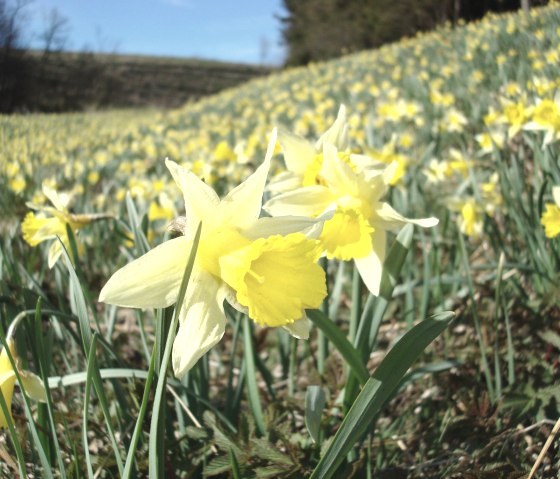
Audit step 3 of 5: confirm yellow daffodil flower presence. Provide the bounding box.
[267,105,349,194]
[0,316,47,429]
[264,142,438,296]
[541,186,560,238]
[21,184,109,268]
[524,96,560,146]
[457,198,484,238]
[365,139,409,186]
[100,129,328,378]
[148,192,177,222]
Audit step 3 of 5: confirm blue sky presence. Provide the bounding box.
[25,0,287,65]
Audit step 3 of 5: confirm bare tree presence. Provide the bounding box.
[39,7,69,53]
[0,0,32,49]
[521,0,530,13]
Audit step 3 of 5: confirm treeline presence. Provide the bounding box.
[279,0,547,65]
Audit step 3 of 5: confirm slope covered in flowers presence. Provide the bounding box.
[1,4,560,476]
[2,5,559,259]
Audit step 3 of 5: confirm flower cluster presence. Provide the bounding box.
[100,111,438,377]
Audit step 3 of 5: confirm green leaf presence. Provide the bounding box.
[310,311,454,479]
[307,309,369,386]
[229,449,242,479]
[243,316,266,436]
[62,241,124,475]
[344,224,414,408]
[82,333,98,479]
[34,298,67,478]
[122,347,157,479]
[305,385,326,444]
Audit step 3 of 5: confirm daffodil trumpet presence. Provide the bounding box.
[0,313,47,429]
[100,129,329,378]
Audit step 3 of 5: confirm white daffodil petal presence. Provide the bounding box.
[266,171,302,195]
[172,271,227,378]
[264,186,333,218]
[349,154,385,174]
[242,215,327,240]
[321,143,358,196]
[99,236,191,308]
[354,230,386,296]
[42,184,66,212]
[48,241,64,269]
[19,371,47,402]
[373,202,439,230]
[283,316,311,340]
[165,159,219,234]
[220,129,277,228]
[278,128,317,175]
[552,186,560,207]
[316,105,348,151]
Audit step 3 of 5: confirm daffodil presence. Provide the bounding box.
[524,95,560,146]
[365,138,409,186]
[0,316,47,429]
[21,184,109,268]
[541,186,560,238]
[264,141,438,296]
[100,129,328,378]
[267,105,349,194]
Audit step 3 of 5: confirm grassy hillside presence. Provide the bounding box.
[2,49,273,111]
[1,3,560,477]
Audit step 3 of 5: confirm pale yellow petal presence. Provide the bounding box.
[264,186,334,218]
[354,230,386,296]
[165,159,219,237]
[321,143,359,197]
[19,371,47,402]
[48,240,64,269]
[172,271,227,378]
[219,129,276,229]
[242,214,328,241]
[553,186,560,207]
[42,183,66,212]
[283,316,311,340]
[266,171,303,195]
[278,128,317,176]
[372,202,439,230]
[99,236,191,308]
[315,104,348,151]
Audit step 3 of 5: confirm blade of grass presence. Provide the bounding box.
[149,222,201,478]
[62,241,125,475]
[243,315,266,436]
[82,333,99,479]
[457,227,495,402]
[122,346,157,478]
[33,298,67,478]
